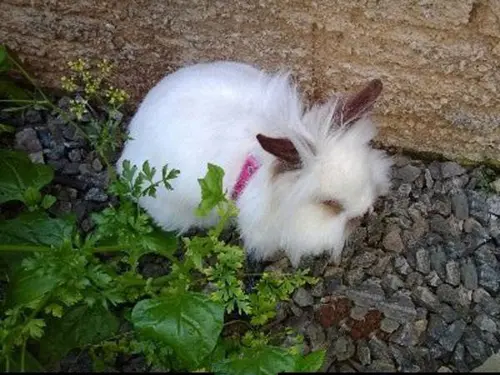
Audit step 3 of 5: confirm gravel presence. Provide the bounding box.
[5,103,500,373]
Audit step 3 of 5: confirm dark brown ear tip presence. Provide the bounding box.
[369,79,383,93]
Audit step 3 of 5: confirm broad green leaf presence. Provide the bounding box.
[6,266,62,307]
[212,346,296,375]
[0,211,75,248]
[196,163,226,217]
[294,349,326,372]
[140,227,179,256]
[38,303,120,365]
[131,292,225,369]
[0,149,54,205]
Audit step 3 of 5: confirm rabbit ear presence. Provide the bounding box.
[333,79,383,126]
[256,134,301,165]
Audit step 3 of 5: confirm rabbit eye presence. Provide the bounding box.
[323,199,344,215]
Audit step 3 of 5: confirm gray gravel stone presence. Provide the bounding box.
[15,128,42,153]
[478,264,499,293]
[415,248,431,274]
[310,281,324,297]
[413,286,441,312]
[383,227,405,253]
[380,318,400,333]
[451,191,469,219]
[368,360,396,372]
[487,196,500,216]
[382,274,405,291]
[378,294,417,323]
[368,255,392,277]
[438,319,466,352]
[92,158,104,172]
[396,164,422,182]
[389,322,421,347]
[292,287,314,307]
[425,271,442,287]
[356,340,371,366]
[437,303,460,323]
[351,251,378,268]
[84,187,108,202]
[451,342,469,372]
[346,281,385,308]
[431,195,452,217]
[473,314,497,333]
[346,267,365,287]
[333,336,355,361]
[304,322,326,351]
[28,151,45,164]
[441,162,466,179]
[368,337,392,361]
[406,272,424,289]
[424,168,434,189]
[68,148,82,162]
[430,247,447,279]
[445,260,461,286]
[461,259,479,290]
[394,256,412,275]
[463,330,489,361]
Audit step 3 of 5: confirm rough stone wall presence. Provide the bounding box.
[1,0,499,163]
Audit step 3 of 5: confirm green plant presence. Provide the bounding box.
[0,46,325,373]
[0,151,324,373]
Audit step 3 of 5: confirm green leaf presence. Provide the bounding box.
[0,123,15,134]
[0,77,33,101]
[0,44,7,69]
[0,149,54,205]
[294,349,326,372]
[40,194,57,209]
[6,266,62,307]
[0,211,75,248]
[38,303,120,365]
[212,346,297,375]
[196,163,226,217]
[131,292,225,369]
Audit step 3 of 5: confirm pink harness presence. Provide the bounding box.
[231,154,261,201]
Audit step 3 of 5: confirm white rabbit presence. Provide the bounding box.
[117,61,393,267]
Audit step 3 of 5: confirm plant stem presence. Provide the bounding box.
[20,340,26,373]
[0,99,50,105]
[91,245,126,253]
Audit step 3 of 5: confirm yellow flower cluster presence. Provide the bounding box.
[68,58,87,73]
[97,58,113,76]
[106,86,129,106]
[61,76,77,92]
[69,97,88,120]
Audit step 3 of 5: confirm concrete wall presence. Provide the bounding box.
[1,0,499,164]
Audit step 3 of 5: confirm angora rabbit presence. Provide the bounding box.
[117,61,392,267]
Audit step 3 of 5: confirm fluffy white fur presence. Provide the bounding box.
[117,61,393,267]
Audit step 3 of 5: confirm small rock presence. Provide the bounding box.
[378,294,417,323]
[425,271,442,287]
[333,336,356,361]
[62,162,81,175]
[441,162,466,179]
[473,314,497,333]
[381,274,405,291]
[406,272,424,289]
[68,148,82,162]
[491,178,500,193]
[429,247,447,279]
[416,248,431,274]
[15,128,42,152]
[368,360,396,372]
[438,319,466,352]
[92,158,104,172]
[24,108,43,124]
[431,195,452,217]
[311,281,325,297]
[451,342,469,372]
[368,255,392,277]
[427,314,448,341]
[346,281,385,308]
[445,261,460,286]
[356,340,371,366]
[346,267,365,287]
[437,366,452,372]
[475,244,498,267]
[397,183,412,197]
[394,256,412,275]
[350,306,369,321]
[430,215,452,236]
[460,259,478,290]
[29,151,45,164]
[79,163,94,175]
[292,287,314,307]
[413,286,440,311]
[451,191,469,220]
[84,187,108,202]
[463,330,488,361]
[383,228,405,253]
[424,169,434,189]
[468,190,490,224]
[478,264,499,293]
[487,196,500,216]
[396,164,422,182]
[304,322,326,351]
[437,304,459,323]
[368,337,392,361]
[380,318,400,334]
[351,251,378,269]
[81,218,94,233]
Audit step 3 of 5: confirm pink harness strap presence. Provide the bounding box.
[231,154,261,201]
